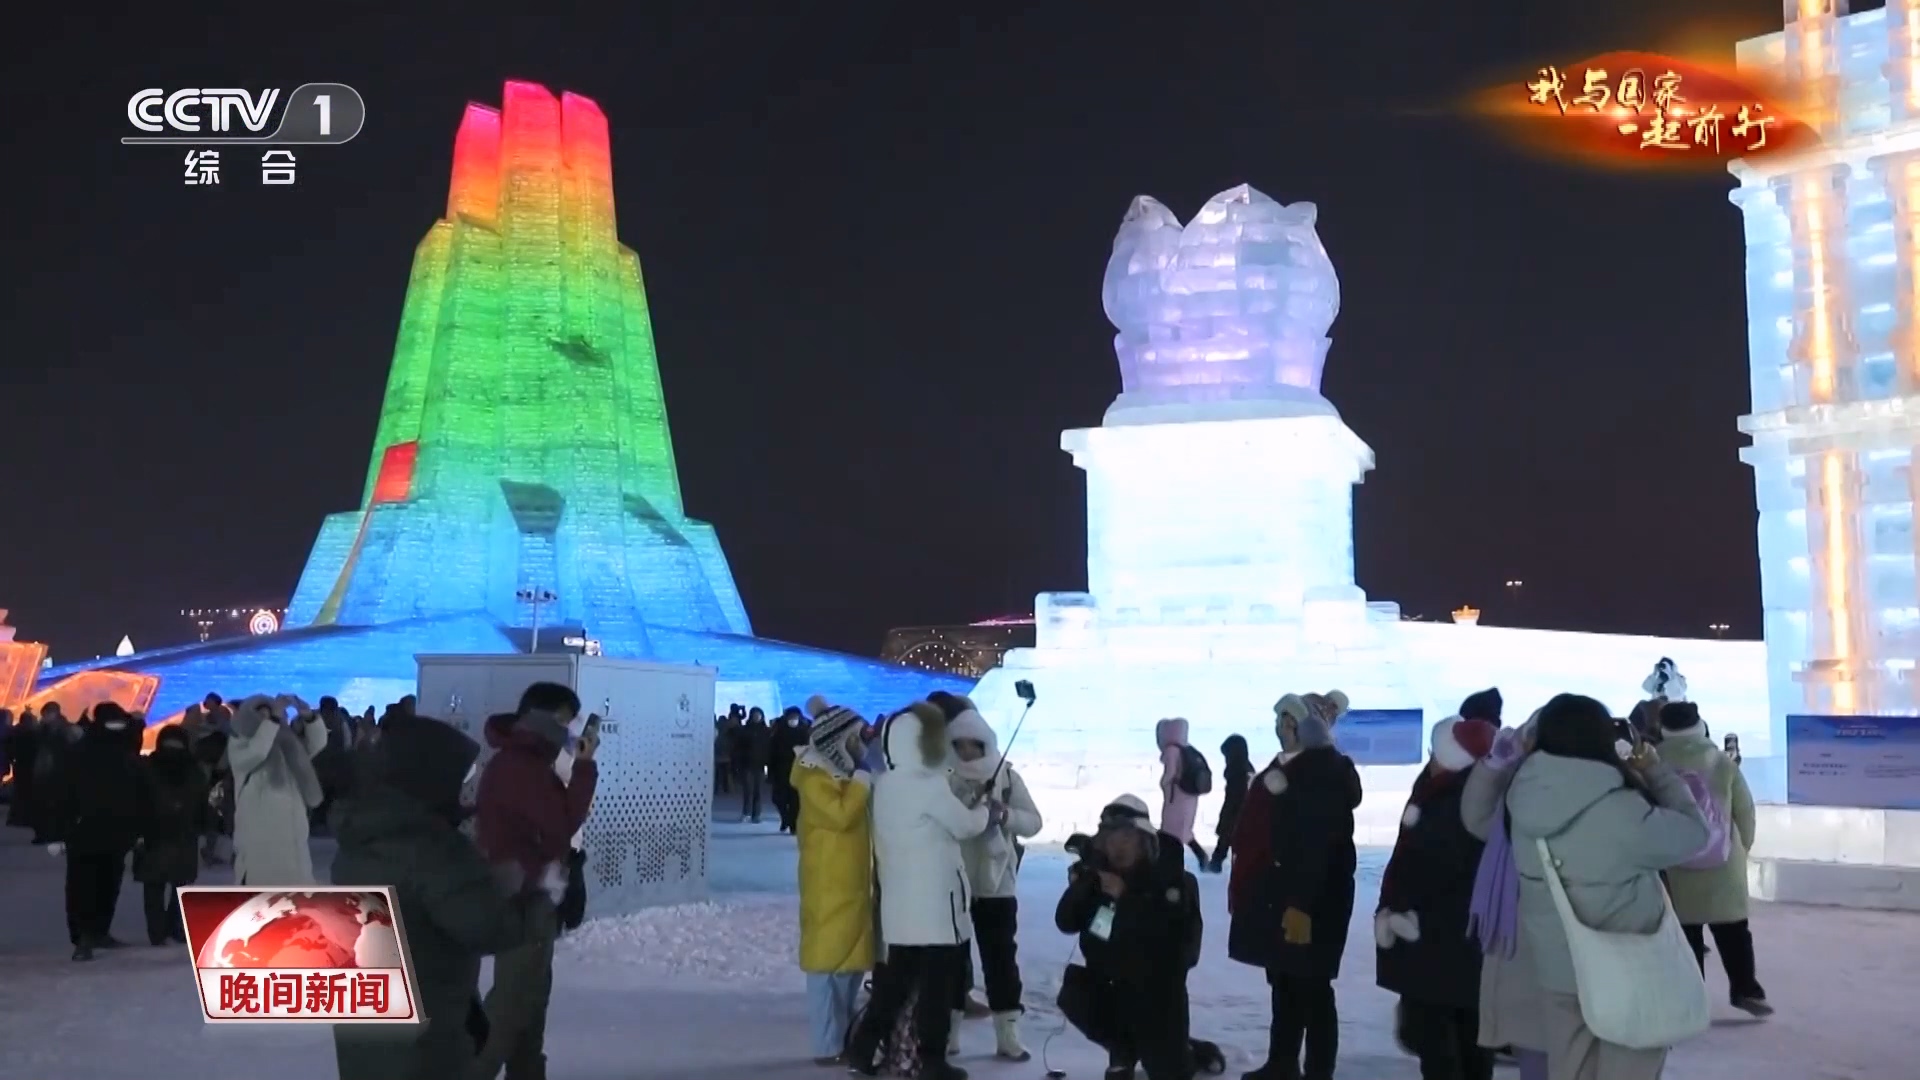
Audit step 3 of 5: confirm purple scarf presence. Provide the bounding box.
[1467,812,1520,958]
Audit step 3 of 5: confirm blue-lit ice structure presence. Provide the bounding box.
[967,185,1770,843]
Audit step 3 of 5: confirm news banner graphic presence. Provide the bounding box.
[1475,51,1819,171]
[179,886,420,1024]
[124,85,365,187]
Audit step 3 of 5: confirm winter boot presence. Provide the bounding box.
[1732,994,1774,1017]
[71,943,95,962]
[946,1010,965,1054]
[919,1059,967,1080]
[992,1012,1030,1062]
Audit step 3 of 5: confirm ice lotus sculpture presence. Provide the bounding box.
[1102,184,1340,409]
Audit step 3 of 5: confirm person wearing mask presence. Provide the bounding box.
[1506,694,1709,1080]
[946,697,1044,1062]
[331,713,560,1080]
[1459,715,1549,1080]
[1655,701,1768,1017]
[1154,718,1209,870]
[134,725,209,946]
[30,702,80,845]
[846,700,990,1080]
[1376,717,1497,1080]
[1208,735,1254,873]
[226,694,328,886]
[1232,704,1361,1080]
[793,695,876,1065]
[1227,692,1349,946]
[770,706,810,834]
[738,707,773,824]
[472,682,598,1080]
[1055,795,1204,1080]
[48,703,147,960]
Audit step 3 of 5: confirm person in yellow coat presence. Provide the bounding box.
[795,694,878,1065]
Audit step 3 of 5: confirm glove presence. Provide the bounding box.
[1387,911,1420,943]
[47,842,65,858]
[1281,907,1312,946]
[1373,910,1395,950]
[538,861,569,907]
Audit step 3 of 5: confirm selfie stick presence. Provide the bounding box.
[982,697,1035,794]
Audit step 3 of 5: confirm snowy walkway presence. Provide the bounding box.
[0,819,1912,1079]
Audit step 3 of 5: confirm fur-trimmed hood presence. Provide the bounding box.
[882,701,950,774]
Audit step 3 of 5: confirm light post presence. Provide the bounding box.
[517,588,557,652]
[1709,622,1730,638]
[1504,579,1524,619]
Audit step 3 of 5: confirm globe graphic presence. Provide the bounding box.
[195,891,403,970]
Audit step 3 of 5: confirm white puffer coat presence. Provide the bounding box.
[872,701,989,946]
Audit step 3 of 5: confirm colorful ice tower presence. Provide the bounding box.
[285,82,749,651]
[1732,0,1920,744]
[31,82,964,723]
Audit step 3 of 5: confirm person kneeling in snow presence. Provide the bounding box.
[1056,796,1220,1080]
[794,695,878,1065]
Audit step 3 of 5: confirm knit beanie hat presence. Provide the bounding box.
[1459,688,1503,726]
[1431,716,1497,772]
[805,694,865,776]
[1657,700,1702,733]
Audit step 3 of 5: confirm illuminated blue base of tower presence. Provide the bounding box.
[44,612,966,722]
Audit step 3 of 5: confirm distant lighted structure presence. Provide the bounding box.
[0,609,47,709]
[882,615,1037,678]
[1452,606,1482,626]
[181,606,287,643]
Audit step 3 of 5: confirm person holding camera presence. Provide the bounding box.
[846,700,989,1080]
[1055,795,1206,1080]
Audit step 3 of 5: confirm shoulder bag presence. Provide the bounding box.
[1534,837,1709,1049]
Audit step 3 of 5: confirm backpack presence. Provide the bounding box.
[1177,745,1213,796]
[1674,767,1731,870]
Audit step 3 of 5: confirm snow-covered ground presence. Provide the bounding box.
[0,802,1913,1080]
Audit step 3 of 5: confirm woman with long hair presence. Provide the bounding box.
[1506,693,1708,1080]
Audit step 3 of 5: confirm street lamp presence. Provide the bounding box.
[1504,579,1524,618]
[517,588,557,653]
[1709,622,1730,638]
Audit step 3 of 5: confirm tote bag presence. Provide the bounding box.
[1535,838,1709,1050]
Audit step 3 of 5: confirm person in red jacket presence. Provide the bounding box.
[473,682,597,1080]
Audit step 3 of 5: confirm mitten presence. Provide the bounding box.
[46,842,65,858]
[1281,907,1312,945]
[1373,910,1395,949]
[1387,911,1421,943]
[538,861,569,906]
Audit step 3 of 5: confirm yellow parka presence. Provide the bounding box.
[793,752,876,973]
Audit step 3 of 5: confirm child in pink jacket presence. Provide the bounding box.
[1156,718,1210,870]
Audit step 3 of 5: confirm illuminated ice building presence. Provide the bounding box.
[27,81,965,728]
[967,185,1771,844]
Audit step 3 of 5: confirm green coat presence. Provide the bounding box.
[1658,729,1756,924]
[329,787,547,1080]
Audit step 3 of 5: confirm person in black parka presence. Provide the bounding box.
[1208,735,1254,873]
[1374,718,1497,1080]
[50,704,149,961]
[329,715,557,1080]
[134,725,209,946]
[1240,714,1361,1080]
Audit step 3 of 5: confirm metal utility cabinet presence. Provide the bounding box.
[415,654,718,914]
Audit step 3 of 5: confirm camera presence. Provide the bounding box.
[1015,679,1036,704]
[1064,831,1110,874]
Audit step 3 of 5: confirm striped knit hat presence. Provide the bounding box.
[805,694,865,777]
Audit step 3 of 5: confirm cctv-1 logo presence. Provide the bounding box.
[124,84,366,145]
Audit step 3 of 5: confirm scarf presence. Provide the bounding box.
[1466,727,1528,959]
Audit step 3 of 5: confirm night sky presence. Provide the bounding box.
[7,1,1806,663]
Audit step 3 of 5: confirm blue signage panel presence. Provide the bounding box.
[1335,709,1424,766]
[1785,714,1920,810]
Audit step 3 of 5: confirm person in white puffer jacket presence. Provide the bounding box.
[942,694,1044,1062]
[846,700,990,1080]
